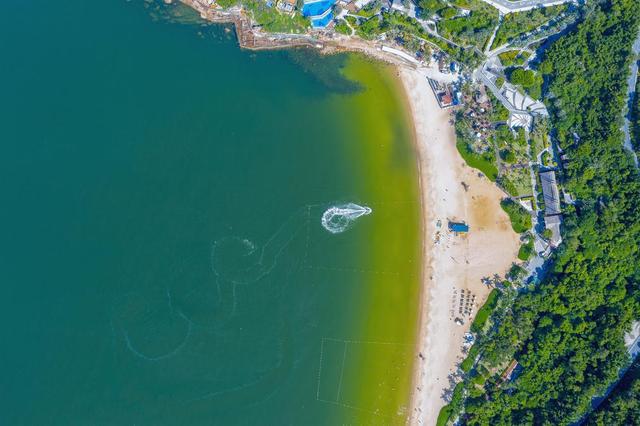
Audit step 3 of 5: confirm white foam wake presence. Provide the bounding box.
[321,203,372,234]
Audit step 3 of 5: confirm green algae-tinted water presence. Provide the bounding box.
[0,1,421,424]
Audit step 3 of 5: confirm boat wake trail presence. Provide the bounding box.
[321,203,372,234]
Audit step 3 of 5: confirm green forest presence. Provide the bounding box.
[449,0,640,424]
[585,359,640,425]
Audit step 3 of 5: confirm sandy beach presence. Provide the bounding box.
[395,66,521,425]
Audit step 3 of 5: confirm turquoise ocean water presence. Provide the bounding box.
[0,1,421,424]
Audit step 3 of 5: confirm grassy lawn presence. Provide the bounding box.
[454,95,507,181]
[456,140,499,181]
[436,382,465,426]
[500,198,532,233]
[355,15,386,40]
[355,0,381,18]
[496,126,527,158]
[498,50,530,67]
[518,236,534,260]
[530,119,550,159]
[217,0,240,8]
[418,0,448,18]
[495,125,532,196]
[488,91,509,122]
[461,343,481,372]
[506,67,544,99]
[437,404,454,426]
[334,19,351,35]
[499,167,532,197]
[470,289,499,333]
[244,0,309,33]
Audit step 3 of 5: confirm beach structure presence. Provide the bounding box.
[302,0,336,28]
[507,112,533,131]
[438,57,449,74]
[381,45,420,65]
[448,221,469,234]
[502,84,548,116]
[439,92,454,107]
[428,78,459,109]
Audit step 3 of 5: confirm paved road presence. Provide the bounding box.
[484,17,502,54]
[476,59,517,112]
[478,70,515,112]
[480,0,574,14]
[622,31,640,168]
[630,333,640,359]
[476,59,534,115]
[487,8,570,56]
[583,334,640,425]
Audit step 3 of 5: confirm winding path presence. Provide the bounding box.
[480,0,575,14]
[622,30,640,167]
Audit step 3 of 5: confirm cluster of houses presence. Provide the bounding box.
[428,78,460,108]
[271,0,297,13]
[426,57,463,108]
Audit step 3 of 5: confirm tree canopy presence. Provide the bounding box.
[585,361,640,425]
[457,0,640,424]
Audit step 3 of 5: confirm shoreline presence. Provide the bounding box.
[396,66,520,425]
[176,2,521,423]
[400,67,433,426]
[178,0,434,66]
[179,0,321,50]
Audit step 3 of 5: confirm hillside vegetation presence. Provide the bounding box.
[585,360,640,425]
[455,0,640,424]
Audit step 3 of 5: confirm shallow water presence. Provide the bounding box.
[0,1,421,424]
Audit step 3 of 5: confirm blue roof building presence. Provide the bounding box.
[310,8,334,28]
[302,0,336,28]
[448,221,469,233]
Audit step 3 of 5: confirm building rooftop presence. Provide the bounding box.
[539,170,561,216]
[545,214,562,247]
[448,221,469,233]
[508,112,532,130]
[278,0,297,12]
[440,92,453,106]
[500,360,519,383]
